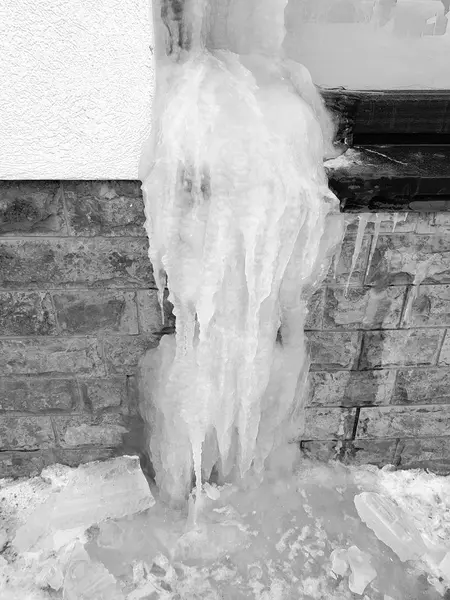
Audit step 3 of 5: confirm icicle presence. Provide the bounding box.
[402,260,430,328]
[392,212,400,233]
[140,0,345,507]
[346,214,369,294]
[366,212,382,282]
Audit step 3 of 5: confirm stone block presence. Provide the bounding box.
[305,288,324,330]
[0,450,58,478]
[79,378,126,410]
[416,212,450,234]
[53,414,128,448]
[0,181,66,235]
[359,329,442,369]
[396,437,450,474]
[0,416,54,450]
[0,292,57,335]
[0,338,105,377]
[136,289,175,334]
[0,238,153,289]
[63,181,145,236]
[0,378,78,411]
[439,333,450,366]
[402,285,450,328]
[344,212,417,234]
[326,232,371,286]
[366,234,450,286]
[324,286,405,330]
[356,405,450,439]
[300,439,397,467]
[103,335,159,375]
[302,407,357,440]
[308,369,396,407]
[393,368,450,404]
[307,331,362,370]
[52,290,138,334]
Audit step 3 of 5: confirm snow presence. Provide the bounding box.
[0,457,449,598]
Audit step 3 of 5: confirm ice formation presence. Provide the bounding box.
[140,0,344,506]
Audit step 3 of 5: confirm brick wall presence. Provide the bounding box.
[1,182,449,477]
[302,212,450,475]
[0,181,170,478]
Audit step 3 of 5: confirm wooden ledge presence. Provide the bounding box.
[321,89,450,212]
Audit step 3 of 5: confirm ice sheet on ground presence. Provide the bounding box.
[0,457,449,599]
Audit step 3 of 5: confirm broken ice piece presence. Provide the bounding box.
[347,545,377,595]
[36,563,64,591]
[63,541,124,600]
[330,548,349,577]
[14,456,154,553]
[438,551,450,582]
[204,482,220,501]
[354,492,427,563]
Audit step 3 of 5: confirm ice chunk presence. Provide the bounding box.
[354,492,427,562]
[438,551,450,581]
[63,541,124,600]
[330,548,349,577]
[14,456,154,553]
[347,545,377,595]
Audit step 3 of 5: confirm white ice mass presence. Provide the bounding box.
[1,1,450,599]
[140,0,343,507]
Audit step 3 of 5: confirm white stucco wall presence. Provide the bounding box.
[0,0,154,179]
[285,0,450,90]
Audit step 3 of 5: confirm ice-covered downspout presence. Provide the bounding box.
[140,0,345,508]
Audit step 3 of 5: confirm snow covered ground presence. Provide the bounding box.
[0,454,449,599]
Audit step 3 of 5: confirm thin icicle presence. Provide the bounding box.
[366,213,382,281]
[346,214,369,294]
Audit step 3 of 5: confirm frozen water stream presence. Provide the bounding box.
[1,1,449,599]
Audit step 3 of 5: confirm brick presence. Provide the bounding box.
[439,333,450,365]
[323,286,405,330]
[366,234,450,286]
[326,232,371,286]
[136,289,175,334]
[0,292,57,335]
[305,289,324,330]
[53,290,138,334]
[53,414,128,447]
[0,416,54,450]
[307,331,362,370]
[356,405,450,439]
[402,285,450,328]
[0,378,78,412]
[300,439,397,466]
[308,370,396,407]
[396,437,450,474]
[103,335,159,375]
[302,407,356,440]
[79,378,126,410]
[0,238,153,289]
[0,447,122,478]
[63,181,145,236]
[359,329,442,369]
[0,181,66,236]
[0,450,57,478]
[344,212,417,234]
[393,368,450,404]
[0,338,105,377]
[416,213,450,234]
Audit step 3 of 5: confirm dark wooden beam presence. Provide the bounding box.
[326,145,450,212]
[322,89,450,145]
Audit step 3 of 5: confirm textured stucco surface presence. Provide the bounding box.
[0,0,154,179]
